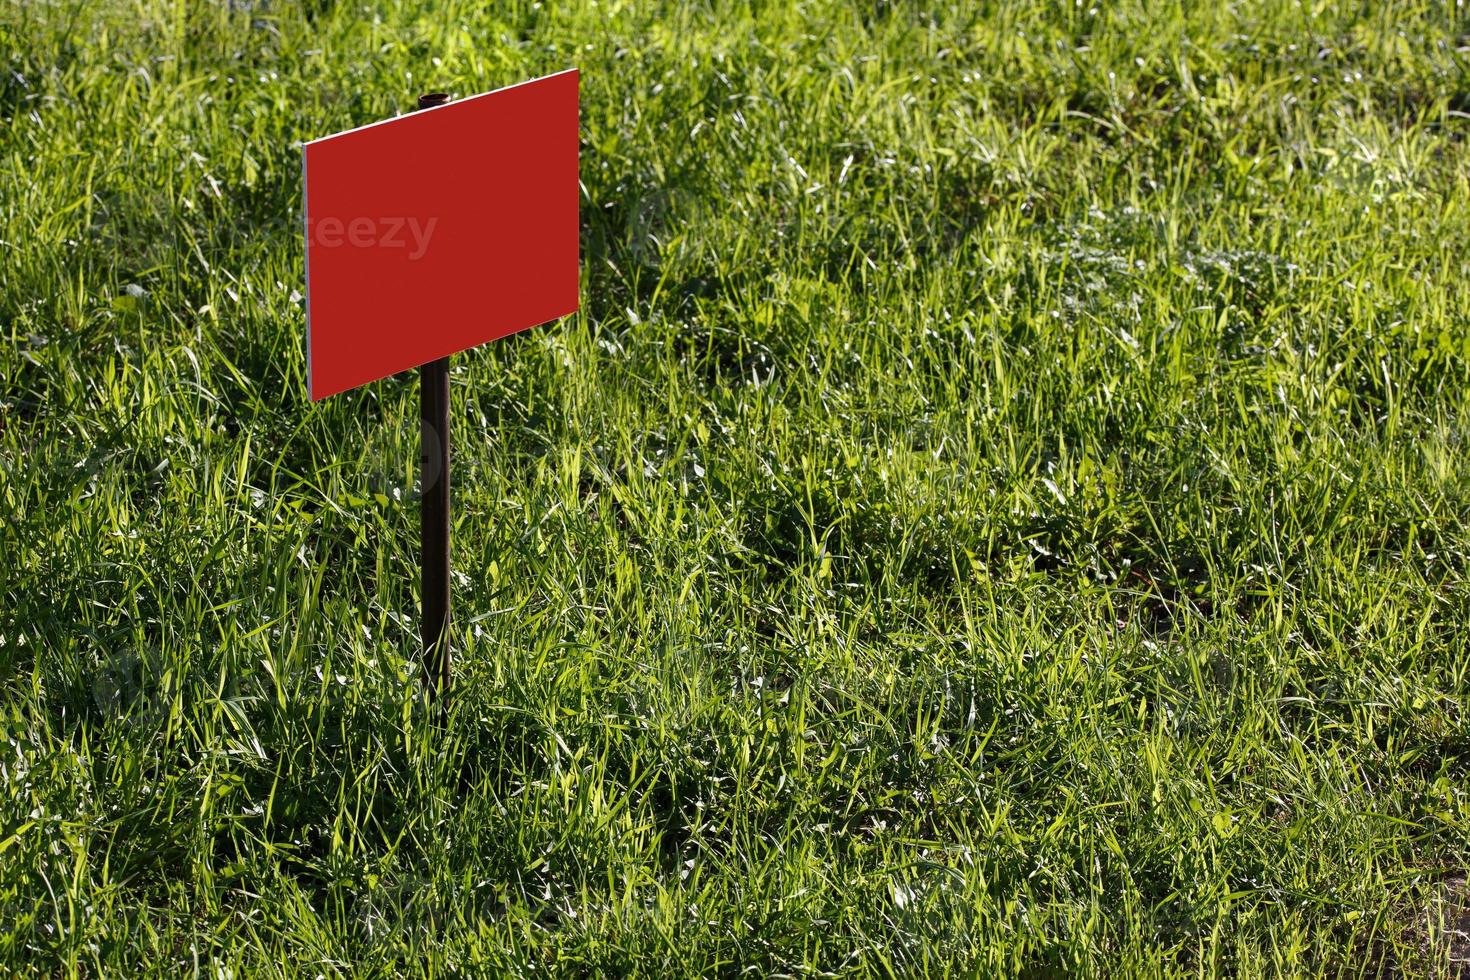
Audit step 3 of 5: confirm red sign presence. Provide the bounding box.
[303,69,579,400]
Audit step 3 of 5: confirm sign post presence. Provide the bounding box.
[416,92,453,698]
[421,351,451,695]
[303,72,580,697]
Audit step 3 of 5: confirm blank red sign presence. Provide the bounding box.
[303,69,579,400]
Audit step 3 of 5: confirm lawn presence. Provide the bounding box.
[3,0,1469,975]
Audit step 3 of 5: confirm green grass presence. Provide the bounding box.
[3,0,1470,975]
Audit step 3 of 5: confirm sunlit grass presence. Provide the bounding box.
[2,1,1469,975]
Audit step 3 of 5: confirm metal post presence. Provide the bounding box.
[418,92,452,697]
[420,355,451,696]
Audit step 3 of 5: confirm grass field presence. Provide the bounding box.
[4,0,1470,975]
